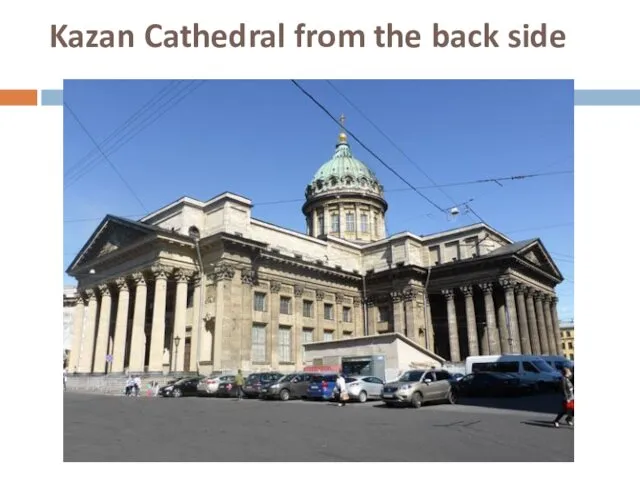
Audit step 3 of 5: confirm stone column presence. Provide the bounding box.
[355,204,361,240]
[534,291,550,355]
[499,278,521,354]
[312,209,318,236]
[93,284,112,374]
[270,281,281,367]
[442,289,460,362]
[334,293,343,339]
[149,266,169,372]
[460,285,479,356]
[68,297,86,373]
[172,269,190,372]
[189,275,202,372]
[78,289,98,373]
[111,278,131,373]
[213,263,234,371]
[128,272,147,373]
[525,287,542,355]
[315,291,325,341]
[366,297,376,337]
[495,291,510,354]
[294,284,304,369]
[479,283,500,355]
[514,284,532,355]
[424,294,435,351]
[543,295,557,355]
[551,297,563,354]
[353,297,363,337]
[391,291,405,335]
[403,288,418,340]
[323,206,329,235]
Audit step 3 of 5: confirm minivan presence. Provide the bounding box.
[465,355,562,390]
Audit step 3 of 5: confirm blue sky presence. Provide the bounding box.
[63,80,574,320]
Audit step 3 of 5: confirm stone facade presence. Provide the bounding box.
[65,131,565,376]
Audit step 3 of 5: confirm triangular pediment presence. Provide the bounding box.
[516,240,563,280]
[67,215,157,273]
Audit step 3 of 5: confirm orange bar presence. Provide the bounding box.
[0,90,37,106]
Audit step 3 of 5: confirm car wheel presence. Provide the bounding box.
[280,389,290,401]
[358,391,368,403]
[172,389,182,398]
[410,392,422,409]
[447,389,457,405]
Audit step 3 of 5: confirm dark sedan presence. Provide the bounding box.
[453,372,533,397]
[158,377,202,398]
[242,372,282,398]
[217,379,242,398]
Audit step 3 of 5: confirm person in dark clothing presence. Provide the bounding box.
[235,370,244,401]
[553,367,574,428]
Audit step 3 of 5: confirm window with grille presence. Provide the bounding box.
[303,300,313,318]
[280,296,292,315]
[324,303,334,320]
[346,212,355,232]
[254,292,267,312]
[278,327,292,363]
[360,213,368,232]
[342,306,352,323]
[251,325,266,362]
[331,213,340,233]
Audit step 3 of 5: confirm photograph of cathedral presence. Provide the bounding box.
[65,105,566,376]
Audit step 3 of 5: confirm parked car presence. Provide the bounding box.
[197,374,236,396]
[306,373,338,400]
[261,373,312,401]
[158,377,202,398]
[453,372,534,397]
[381,369,456,408]
[344,375,384,403]
[217,379,243,398]
[242,372,282,398]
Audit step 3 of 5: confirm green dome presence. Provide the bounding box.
[305,133,384,200]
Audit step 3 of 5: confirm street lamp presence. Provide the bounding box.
[174,336,181,373]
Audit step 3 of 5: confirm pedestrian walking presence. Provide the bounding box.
[235,369,244,400]
[335,372,348,407]
[133,375,142,397]
[63,367,68,391]
[553,367,574,428]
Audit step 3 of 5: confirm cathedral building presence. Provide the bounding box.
[65,130,564,376]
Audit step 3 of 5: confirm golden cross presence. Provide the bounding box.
[339,114,346,127]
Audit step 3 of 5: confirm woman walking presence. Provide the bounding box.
[553,367,574,428]
[335,372,348,407]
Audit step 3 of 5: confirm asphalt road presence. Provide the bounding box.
[64,392,573,462]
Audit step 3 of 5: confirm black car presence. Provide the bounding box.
[453,372,532,397]
[217,379,243,397]
[242,372,282,398]
[158,377,202,398]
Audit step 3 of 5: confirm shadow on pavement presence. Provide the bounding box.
[454,393,562,414]
[521,419,560,428]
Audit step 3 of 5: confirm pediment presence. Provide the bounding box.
[516,241,563,280]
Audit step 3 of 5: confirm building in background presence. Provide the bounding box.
[65,129,566,376]
[560,321,574,360]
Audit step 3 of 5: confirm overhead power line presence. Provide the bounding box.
[291,79,447,216]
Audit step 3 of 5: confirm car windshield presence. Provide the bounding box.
[398,371,425,382]
[281,374,296,382]
[532,360,554,372]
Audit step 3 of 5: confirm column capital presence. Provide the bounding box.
[316,290,325,301]
[115,277,129,291]
[525,286,537,297]
[214,262,235,282]
[499,277,518,291]
[294,284,304,297]
[131,272,146,285]
[390,291,404,303]
[335,292,344,304]
[270,281,282,293]
[241,268,258,286]
[441,288,455,300]
[533,291,545,301]
[514,283,527,295]
[191,273,202,287]
[460,285,474,297]
[403,288,418,302]
[98,284,111,297]
[479,282,494,294]
[542,293,554,304]
[364,297,375,307]
[151,264,170,280]
[83,289,97,300]
[353,297,362,307]
[173,268,191,283]
[551,296,559,305]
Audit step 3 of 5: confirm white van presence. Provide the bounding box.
[465,355,562,389]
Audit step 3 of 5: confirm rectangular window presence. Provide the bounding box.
[280,296,292,315]
[346,212,355,232]
[318,213,325,235]
[303,300,313,318]
[342,306,352,323]
[568,341,573,349]
[302,328,314,360]
[251,325,267,362]
[378,306,390,323]
[278,327,292,363]
[373,214,379,236]
[331,213,340,233]
[324,330,334,342]
[253,292,267,312]
[428,246,441,265]
[360,213,369,233]
[324,303,334,320]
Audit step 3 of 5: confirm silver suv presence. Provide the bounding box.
[381,369,456,408]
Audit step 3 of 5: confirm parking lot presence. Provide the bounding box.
[64,391,573,462]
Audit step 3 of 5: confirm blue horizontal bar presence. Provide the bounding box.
[575,89,640,106]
